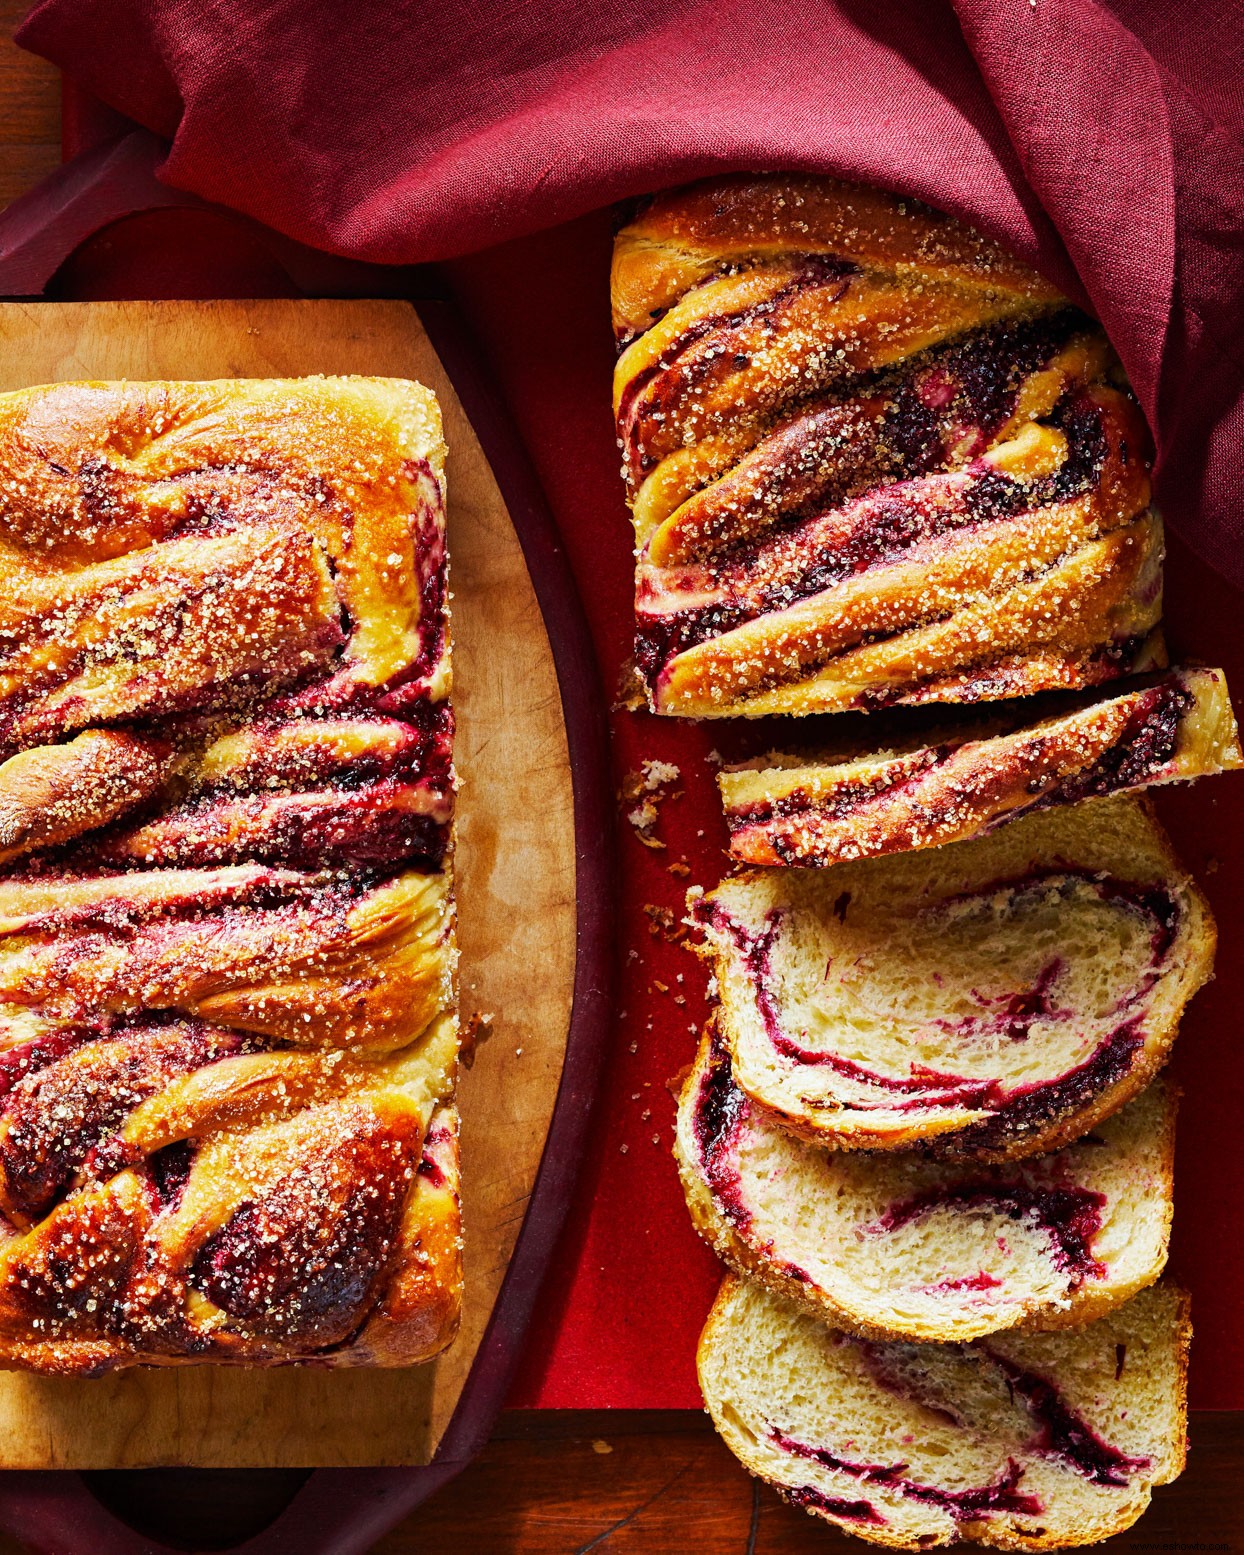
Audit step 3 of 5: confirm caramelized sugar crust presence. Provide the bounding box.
[0,377,461,1372]
[612,176,1164,718]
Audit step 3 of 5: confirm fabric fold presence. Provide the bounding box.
[12,0,1244,574]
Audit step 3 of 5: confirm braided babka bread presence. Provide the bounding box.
[613,175,1165,718]
[0,377,461,1372]
[722,667,1241,867]
[691,798,1213,1161]
[676,1027,1174,1343]
[699,1276,1189,1549]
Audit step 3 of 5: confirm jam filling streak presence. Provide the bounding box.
[695,871,1176,1135]
[866,1184,1107,1286]
[770,1427,1043,1519]
[981,1352,1152,1487]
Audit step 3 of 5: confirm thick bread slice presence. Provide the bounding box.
[676,1026,1174,1341]
[692,797,1213,1159]
[698,1277,1189,1550]
[721,667,1241,867]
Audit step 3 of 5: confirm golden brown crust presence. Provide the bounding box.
[0,377,459,1373]
[721,668,1243,868]
[612,175,1065,342]
[614,176,1163,719]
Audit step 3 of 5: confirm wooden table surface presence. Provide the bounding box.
[0,7,1240,1552]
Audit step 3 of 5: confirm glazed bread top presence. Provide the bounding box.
[612,175,1063,347]
[0,377,461,1372]
[613,175,1164,718]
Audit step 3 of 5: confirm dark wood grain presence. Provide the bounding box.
[401,1412,1244,1553]
[0,18,1239,1555]
[0,0,59,209]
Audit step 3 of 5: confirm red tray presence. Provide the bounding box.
[443,206,1244,1419]
[0,106,1240,1552]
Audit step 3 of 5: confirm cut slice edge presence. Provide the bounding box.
[720,667,1241,868]
[675,1024,1176,1343]
[693,795,1215,1159]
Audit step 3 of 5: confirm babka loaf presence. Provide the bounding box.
[613,174,1165,718]
[722,667,1241,867]
[0,378,461,1372]
[698,1276,1189,1549]
[691,797,1213,1160]
[677,1026,1174,1342]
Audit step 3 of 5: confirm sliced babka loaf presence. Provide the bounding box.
[613,174,1165,718]
[691,798,1213,1160]
[721,667,1240,868]
[698,1276,1189,1549]
[676,1026,1174,1342]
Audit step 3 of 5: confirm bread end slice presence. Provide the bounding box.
[721,667,1241,869]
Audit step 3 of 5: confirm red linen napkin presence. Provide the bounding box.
[16,0,1244,584]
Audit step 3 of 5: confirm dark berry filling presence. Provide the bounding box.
[948,1020,1145,1152]
[726,677,1194,840]
[725,746,948,832]
[0,1028,92,1098]
[982,1352,1151,1486]
[90,782,452,873]
[922,1271,1004,1293]
[689,1027,753,1231]
[772,1428,1043,1519]
[146,1139,197,1210]
[869,1184,1107,1286]
[416,1123,454,1190]
[784,1484,887,1525]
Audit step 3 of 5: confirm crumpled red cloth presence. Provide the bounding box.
[16,0,1244,585]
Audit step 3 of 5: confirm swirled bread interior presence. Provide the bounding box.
[694,797,1213,1160]
[677,1026,1174,1342]
[698,1276,1188,1549]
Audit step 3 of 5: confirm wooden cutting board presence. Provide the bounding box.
[0,298,577,1468]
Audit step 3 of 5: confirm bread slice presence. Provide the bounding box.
[692,797,1213,1159]
[676,1023,1174,1342]
[698,1276,1189,1549]
[721,667,1241,867]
